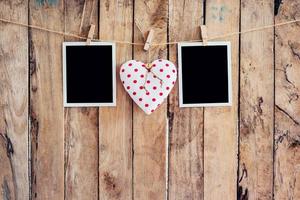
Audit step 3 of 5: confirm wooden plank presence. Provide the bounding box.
[274,0,300,199]
[203,1,239,199]
[239,1,274,199]
[168,0,204,199]
[133,0,168,199]
[64,1,99,200]
[0,134,16,200]
[29,0,64,199]
[0,1,29,199]
[98,0,133,199]
[64,109,99,200]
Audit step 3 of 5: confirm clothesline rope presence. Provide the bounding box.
[0,17,299,46]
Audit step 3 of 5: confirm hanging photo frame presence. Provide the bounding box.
[63,42,116,107]
[178,41,232,107]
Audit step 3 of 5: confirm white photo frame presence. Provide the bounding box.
[178,41,232,107]
[63,42,116,107]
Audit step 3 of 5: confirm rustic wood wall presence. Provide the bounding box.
[0,0,299,199]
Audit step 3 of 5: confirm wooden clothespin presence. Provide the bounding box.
[86,24,95,45]
[144,29,154,51]
[200,25,208,45]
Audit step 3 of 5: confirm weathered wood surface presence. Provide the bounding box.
[274,0,300,199]
[133,0,168,199]
[0,135,16,200]
[204,1,239,199]
[64,108,99,200]
[64,1,99,200]
[1,0,300,199]
[168,0,204,199]
[29,0,64,199]
[239,0,274,199]
[0,1,29,200]
[98,0,133,199]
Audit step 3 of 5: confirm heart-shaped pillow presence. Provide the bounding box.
[120,59,177,114]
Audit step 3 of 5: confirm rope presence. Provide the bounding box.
[0,17,299,46]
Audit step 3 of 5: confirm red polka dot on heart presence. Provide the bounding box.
[160,69,163,72]
[142,64,146,67]
[166,75,170,78]
[172,70,176,73]
[134,68,138,72]
[139,86,144,90]
[128,63,132,66]
[145,104,149,107]
[153,75,157,78]
[166,63,169,67]
[159,92,163,96]
[140,74,144,78]
[146,92,150,95]
[166,86,170,90]
[152,98,156,102]
[139,98,143,101]
[127,86,130,90]
[147,80,151,84]
[133,92,136,95]
[127,74,131,78]
[133,80,137,83]
[152,64,156,67]
[121,69,125,72]
[151,110,154,112]
[172,81,175,85]
[153,86,157,90]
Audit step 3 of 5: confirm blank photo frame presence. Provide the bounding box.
[178,41,232,107]
[63,42,116,107]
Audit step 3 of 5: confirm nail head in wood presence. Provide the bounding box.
[200,25,208,45]
[143,29,154,51]
[86,24,96,45]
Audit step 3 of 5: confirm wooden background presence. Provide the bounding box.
[0,0,299,199]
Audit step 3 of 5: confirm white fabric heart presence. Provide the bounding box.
[120,59,177,114]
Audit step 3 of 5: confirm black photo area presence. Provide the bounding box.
[66,45,113,103]
[181,45,229,104]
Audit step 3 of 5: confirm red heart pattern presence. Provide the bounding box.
[120,59,177,114]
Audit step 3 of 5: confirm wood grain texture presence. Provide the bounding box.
[0,1,29,199]
[1,2,300,199]
[203,1,239,199]
[239,1,274,199]
[0,134,16,200]
[168,0,204,199]
[64,1,99,199]
[64,109,99,200]
[133,0,168,199]
[29,0,64,199]
[98,0,133,199]
[274,0,300,199]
